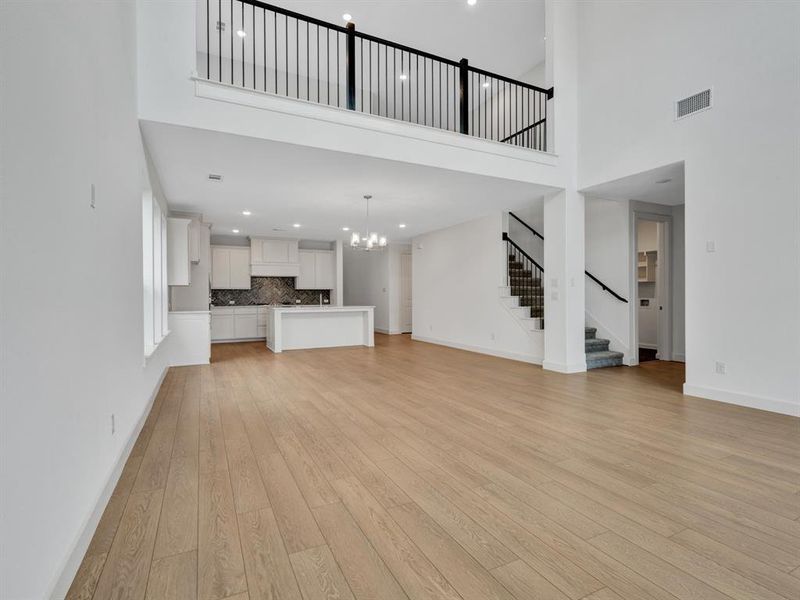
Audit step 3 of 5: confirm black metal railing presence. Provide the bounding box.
[198,0,552,151]
[508,211,629,303]
[502,232,544,325]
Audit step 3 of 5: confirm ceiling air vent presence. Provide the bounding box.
[208,173,223,182]
[676,88,712,120]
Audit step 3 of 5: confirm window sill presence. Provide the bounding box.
[143,330,171,366]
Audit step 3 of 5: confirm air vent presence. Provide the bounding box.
[216,20,226,32]
[676,89,712,120]
[207,173,223,182]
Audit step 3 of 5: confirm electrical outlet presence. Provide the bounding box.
[715,361,726,375]
[429,324,433,332]
[490,332,495,341]
[706,240,716,253]
[111,414,116,435]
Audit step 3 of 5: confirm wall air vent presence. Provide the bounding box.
[207,173,223,182]
[676,88,712,120]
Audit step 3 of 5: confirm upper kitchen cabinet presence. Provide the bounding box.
[211,246,251,289]
[250,237,299,277]
[297,249,335,289]
[167,217,192,285]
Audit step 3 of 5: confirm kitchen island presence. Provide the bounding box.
[266,305,374,353]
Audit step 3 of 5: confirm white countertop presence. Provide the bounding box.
[169,310,210,314]
[268,305,374,313]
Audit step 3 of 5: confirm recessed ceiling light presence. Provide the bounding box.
[242,210,251,216]
[399,73,408,81]
[232,229,240,233]
[482,81,490,88]
[236,29,247,38]
[467,0,477,6]
[293,223,301,228]
[655,178,672,184]
[399,223,407,228]
[342,227,350,231]
[342,13,352,22]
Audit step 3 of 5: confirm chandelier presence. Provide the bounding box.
[350,195,387,250]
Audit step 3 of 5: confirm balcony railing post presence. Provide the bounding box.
[346,22,356,110]
[458,58,469,135]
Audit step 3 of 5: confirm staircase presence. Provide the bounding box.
[499,235,544,332]
[585,327,624,369]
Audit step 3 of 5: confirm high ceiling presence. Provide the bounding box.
[582,162,685,206]
[198,0,546,80]
[141,121,553,242]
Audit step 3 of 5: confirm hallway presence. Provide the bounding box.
[69,336,800,600]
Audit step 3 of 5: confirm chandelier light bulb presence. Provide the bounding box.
[350,231,360,246]
[369,232,378,244]
[379,236,387,247]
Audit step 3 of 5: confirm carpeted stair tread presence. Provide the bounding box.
[585,338,609,352]
[586,350,624,369]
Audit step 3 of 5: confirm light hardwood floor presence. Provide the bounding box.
[68,334,800,600]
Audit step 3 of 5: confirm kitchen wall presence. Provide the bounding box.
[211,277,329,306]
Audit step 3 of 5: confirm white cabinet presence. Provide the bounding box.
[189,222,201,263]
[211,246,251,290]
[296,250,335,289]
[211,306,267,341]
[210,309,235,340]
[250,237,300,277]
[167,217,192,286]
[315,250,335,289]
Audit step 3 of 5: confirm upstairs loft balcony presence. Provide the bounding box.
[196,0,553,152]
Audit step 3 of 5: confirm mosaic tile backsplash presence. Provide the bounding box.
[211,277,330,306]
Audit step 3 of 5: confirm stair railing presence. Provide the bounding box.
[508,211,628,303]
[198,0,553,151]
[502,233,544,326]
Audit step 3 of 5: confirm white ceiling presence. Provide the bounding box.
[581,162,685,206]
[199,0,546,80]
[141,121,554,241]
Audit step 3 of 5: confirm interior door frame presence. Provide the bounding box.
[629,211,673,364]
[400,252,413,333]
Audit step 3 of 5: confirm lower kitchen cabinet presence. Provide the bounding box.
[211,306,268,341]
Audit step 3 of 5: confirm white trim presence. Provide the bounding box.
[638,342,658,350]
[375,328,405,335]
[542,360,588,374]
[412,334,543,365]
[48,366,169,599]
[672,352,686,363]
[193,78,559,170]
[683,383,799,417]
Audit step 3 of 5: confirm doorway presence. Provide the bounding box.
[400,252,412,333]
[635,215,672,362]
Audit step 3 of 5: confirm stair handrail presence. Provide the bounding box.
[507,212,629,303]
[502,233,544,272]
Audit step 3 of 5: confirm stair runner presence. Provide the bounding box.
[585,327,624,369]
[508,256,544,319]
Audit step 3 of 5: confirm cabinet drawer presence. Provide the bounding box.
[234,306,258,316]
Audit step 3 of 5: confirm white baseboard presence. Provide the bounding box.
[411,335,542,365]
[672,352,686,363]
[638,343,658,350]
[542,360,588,374]
[48,366,169,599]
[683,383,799,417]
[375,328,405,335]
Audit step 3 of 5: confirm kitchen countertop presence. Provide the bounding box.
[267,305,374,312]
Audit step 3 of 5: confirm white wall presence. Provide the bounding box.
[412,214,543,363]
[578,1,800,414]
[584,197,632,358]
[342,243,410,334]
[170,217,212,311]
[343,247,390,331]
[0,2,173,597]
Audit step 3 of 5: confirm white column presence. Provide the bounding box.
[543,189,586,373]
[332,239,344,306]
